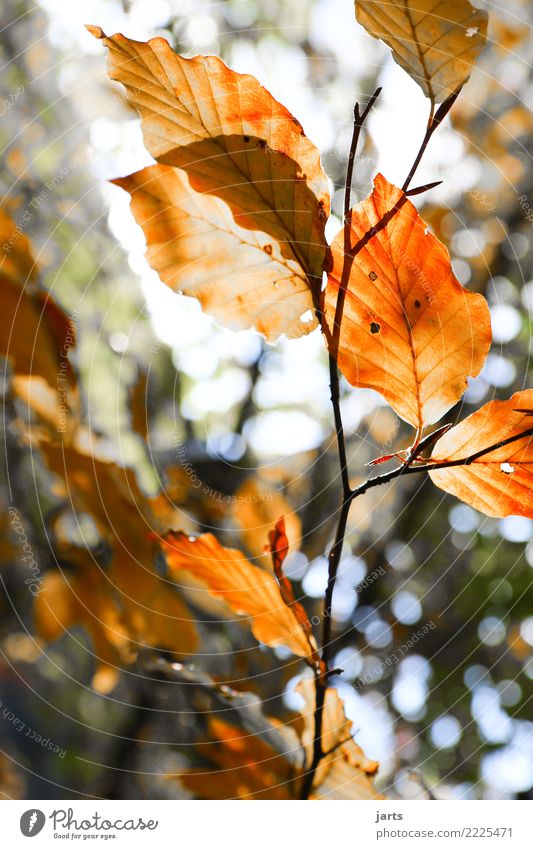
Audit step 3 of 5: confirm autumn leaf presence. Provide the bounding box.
[89,26,330,340]
[232,476,301,562]
[181,717,294,800]
[161,530,317,659]
[114,167,317,340]
[323,173,491,430]
[355,0,488,110]
[0,207,78,421]
[429,390,533,517]
[35,560,131,695]
[40,441,198,662]
[297,678,381,799]
[269,517,322,671]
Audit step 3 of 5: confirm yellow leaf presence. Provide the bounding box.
[161,531,315,659]
[355,0,488,109]
[324,174,491,430]
[89,26,330,340]
[429,390,533,517]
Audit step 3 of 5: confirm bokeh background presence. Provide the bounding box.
[0,0,532,799]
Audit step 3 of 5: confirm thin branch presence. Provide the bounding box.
[329,87,382,363]
[402,87,462,192]
[301,84,465,800]
[349,426,533,502]
[301,89,380,801]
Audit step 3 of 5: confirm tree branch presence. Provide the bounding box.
[300,88,380,801]
[301,85,465,800]
[349,425,533,501]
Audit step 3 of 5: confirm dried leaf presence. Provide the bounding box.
[429,390,533,517]
[34,565,129,694]
[297,678,382,799]
[89,26,330,340]
[40,442,198,662]
[181,718,294,799]
[324,174,491,430]
[114,166,316,340]
[269,518,321,671]
[355,0,488,109]
[233,476,301,561]
[161,531,315,659]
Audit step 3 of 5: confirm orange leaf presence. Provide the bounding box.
[0,207,78,424]
[161,531,316,659]
[114,166,316,340]
[89,27,329,340]
[429,390,533,517]
[324,174,491,429]
[40,442,198,661]
[181,718,294,800]
[269,518,322,672]
[355,0,488,110]
[34,563,129,694]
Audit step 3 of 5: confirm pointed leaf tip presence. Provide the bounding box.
[86,24,106,39]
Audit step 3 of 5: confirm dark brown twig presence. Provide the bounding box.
[300,89,381,801]
[301,85,465,800]
[348,426,533,502]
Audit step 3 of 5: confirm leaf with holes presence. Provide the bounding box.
[429,391,533,517]
[89,26,329,340]
[355,0,488,109]
[323,173,491,431]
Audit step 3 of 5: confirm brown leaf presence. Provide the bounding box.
[269,518,322,671]
[89,27,330,340]
[40,442,198,663]
[34,563,130,694]
[324,174,491,430]
[161,531,315,659]
[297,678,382,799]
[429,390,533,517]
[355,0,488,109]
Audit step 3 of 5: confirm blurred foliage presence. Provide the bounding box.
[0,0,532,800]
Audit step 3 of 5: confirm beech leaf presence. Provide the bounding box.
[297,678,381,799]
[161,530,317,660]
[429,390,533,517]
[89,26,330,340]
[323,174,491,430]
[355,0,488,109]
[114,166,317,340]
